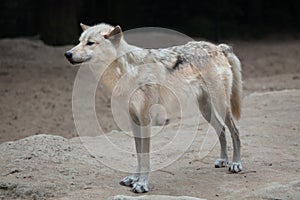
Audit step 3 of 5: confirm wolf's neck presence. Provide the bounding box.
[100,40,177,93]
[116,41,177,71]
[119,42,153,66]
[99,41,149,92]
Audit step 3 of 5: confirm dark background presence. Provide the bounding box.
[0,0,299,45]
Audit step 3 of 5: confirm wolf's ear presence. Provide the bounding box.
[104,25,122,45]
[80,23,90,31]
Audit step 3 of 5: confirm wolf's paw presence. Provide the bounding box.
[229,162,243,173]
[132,181,149,193]
[120,175,138,187]
[214,158,228,168]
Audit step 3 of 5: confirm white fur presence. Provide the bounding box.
[66,23,244,193]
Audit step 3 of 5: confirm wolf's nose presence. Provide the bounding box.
[64,51,73,59]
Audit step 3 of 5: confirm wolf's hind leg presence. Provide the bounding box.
[225,114,242,173]
[198,91,228,168]
[214,126,229,168]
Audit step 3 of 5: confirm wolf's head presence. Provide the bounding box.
[65,23,123,65]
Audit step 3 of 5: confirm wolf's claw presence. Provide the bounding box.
[132,182,149,193]
[214,158,228,168]
[120,175,138,187]
[229,162,243,173]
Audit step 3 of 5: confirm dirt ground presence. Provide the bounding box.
[0,38,300,199]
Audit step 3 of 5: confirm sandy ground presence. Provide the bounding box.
[0,38,300,199]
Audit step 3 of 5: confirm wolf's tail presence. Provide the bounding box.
[219,44,243,120]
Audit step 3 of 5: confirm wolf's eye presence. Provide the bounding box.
[86,41,95,46]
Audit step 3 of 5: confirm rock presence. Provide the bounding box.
[109,195,205,200]
[0,134,103,199]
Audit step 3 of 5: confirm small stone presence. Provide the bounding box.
[83,186,93,190]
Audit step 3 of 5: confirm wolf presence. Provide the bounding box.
[65,23,243,193]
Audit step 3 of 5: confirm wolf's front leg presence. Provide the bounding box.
[120,119,150,193]
[131,151,149,193]
[119,153,150,193]
[132,125,150,193]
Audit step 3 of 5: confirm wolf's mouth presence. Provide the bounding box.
[70,60,84,65]
[69,57,91,65]
[68,58,91,65]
